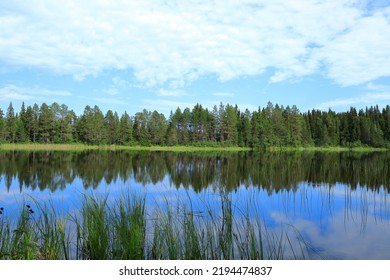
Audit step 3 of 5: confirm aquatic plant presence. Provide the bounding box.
[0,192,311,260]
[111,193,146,260]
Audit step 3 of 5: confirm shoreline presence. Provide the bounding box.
[0,143,388,152]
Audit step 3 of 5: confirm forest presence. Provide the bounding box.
[0,101,390,148]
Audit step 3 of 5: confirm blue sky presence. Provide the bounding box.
[1,0,390,116]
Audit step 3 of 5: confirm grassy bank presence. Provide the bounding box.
[0,143,90,151]
[0,143,250,152]
[0,193,312,260]
[0,143,388,152]
[265,146,389,152]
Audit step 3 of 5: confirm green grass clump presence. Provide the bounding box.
[35,202,70,260]
[0,205,39,259]
[0,203,70,260]
[111,193,146,259]
[76,195,110,260]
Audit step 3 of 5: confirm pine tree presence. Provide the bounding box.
[16,118,28,142]
[38,103,56,143]
[290,105,303,146]
[118,111,133,145]
[238,109,252,147]
[79,105,106,144]
[180,108,191,145]
[224,104,238,145]
[382,106,390,143]
[133,110,150,146]
[31,104,40,143]
[149,110,167,145]
[6,102,17,143]
[105,110,119,144]
[347,107,360,144]
[0,108,6,142]
[191,104,208,143]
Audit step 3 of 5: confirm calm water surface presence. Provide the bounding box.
[1,150,390,259]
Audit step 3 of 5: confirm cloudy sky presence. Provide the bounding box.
[1,0,390,116]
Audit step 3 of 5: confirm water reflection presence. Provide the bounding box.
[1,151,390,193]
[0,150,390,259]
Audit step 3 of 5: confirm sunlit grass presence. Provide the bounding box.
[266,146,388,152]
[1,143,387,152]
[0,143,250,152]
[0,143,89,151]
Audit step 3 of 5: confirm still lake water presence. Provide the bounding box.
[1,150,390,259]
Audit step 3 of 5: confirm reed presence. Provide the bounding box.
[13,207,36,259]
[183,209,203,260]
[152,204,182,260]
[0,210,11,259]
[75,194,110,260]
[1,192,312,260]
[111,193,146,259]
[34,201,70,260]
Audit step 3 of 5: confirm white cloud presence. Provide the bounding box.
[365,82,389,91]
[317,92,390,110]
[319,9,390,86]
[112,77,130,89]
[0,84,72,101]
[102,76,132,96]
[272,209,390,259]
[0,0,389,87]
[102,88,119,96]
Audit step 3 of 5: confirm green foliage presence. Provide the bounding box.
[0,108,6,142]
[118,111,133,145]
[149,110,168,145]
[6,102,17,143]
[1,102,390,148]
[111,193,146,259]
[78,105,107,145]
[76,194,110,259]
[35,202,70,260]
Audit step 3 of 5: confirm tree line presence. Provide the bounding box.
[0,101,390,148]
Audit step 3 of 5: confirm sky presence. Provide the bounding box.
[1,0,390,116]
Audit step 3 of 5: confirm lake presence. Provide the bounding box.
[1,150,390,259]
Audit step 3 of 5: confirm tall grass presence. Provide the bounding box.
[111,193,146,260]
[75,194,110,260]
[0,192,312,260]
[0,205,36,259]
[34,201,70,260]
